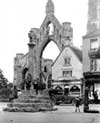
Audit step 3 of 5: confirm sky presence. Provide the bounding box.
[0,0,88,82]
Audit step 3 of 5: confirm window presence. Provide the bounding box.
[70,85,80,92]
[44,66,47,72]
[97,59,100,71]
[47,23,54,35]
[90,39,98,50]
[62,71,72,77]
[64,57,71,66]
[90,59,97,71]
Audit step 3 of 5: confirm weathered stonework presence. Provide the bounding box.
[3,90,57,112]
[87,0,100,33]
[14,0,73,87]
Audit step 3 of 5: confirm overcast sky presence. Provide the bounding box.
[0,0,88,82]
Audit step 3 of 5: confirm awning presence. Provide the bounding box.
[86,78,100,83]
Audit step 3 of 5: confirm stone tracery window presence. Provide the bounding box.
[47,22,54,35]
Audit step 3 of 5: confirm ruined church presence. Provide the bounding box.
[13,0,73,88]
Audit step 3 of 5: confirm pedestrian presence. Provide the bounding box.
[34,81,38,95]
[75,96,80,112]
[93,91,98,104]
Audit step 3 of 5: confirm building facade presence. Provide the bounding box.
[52,46,83,97]
[83,0,100,99]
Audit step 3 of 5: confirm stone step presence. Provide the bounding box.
[3,90,56,112]
[3,107,39,112]
[7,102,53,108]
[18,94,50,100]
[14,98,51,103]
[3,106,57,112]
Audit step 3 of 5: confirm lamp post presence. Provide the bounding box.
[84,86,89,112]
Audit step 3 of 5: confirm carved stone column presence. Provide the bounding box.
[28,42,36,80]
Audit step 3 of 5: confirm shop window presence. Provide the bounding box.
[70,85,80,92]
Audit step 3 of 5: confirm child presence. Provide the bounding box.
[75,97,80,112]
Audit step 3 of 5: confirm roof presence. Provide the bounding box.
[52,48,64,66]
[83,28,100,39]
[70,46,82,62]
[52,45,82,66]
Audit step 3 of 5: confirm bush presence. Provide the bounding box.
[0,87,12,99]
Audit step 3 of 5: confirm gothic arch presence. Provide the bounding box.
[38,37,60,79]
[14,0,73,87]
[27,0,73,82]
[39,38,60,59]
[38,17,63,58]
[40,16,61,31]
[22,67,28,81]
[28,14,63,81]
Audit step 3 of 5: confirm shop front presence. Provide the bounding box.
[83,72,100,103]
[51,79,83,97]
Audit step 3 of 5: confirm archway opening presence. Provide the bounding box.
[21,68,28,89]
[42,41,60,61]
[40,40,60,88]
[22,68,28,81]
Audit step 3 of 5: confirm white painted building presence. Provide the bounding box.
[52,45,83,96]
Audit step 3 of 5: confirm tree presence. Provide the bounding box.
[0,69,12,100]
[0,69,8,89]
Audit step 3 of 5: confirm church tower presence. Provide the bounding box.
[46,0,54,16]
[83,0,100,73]
[87,0,100,33]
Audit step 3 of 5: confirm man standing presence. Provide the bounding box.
[75,97,80,112]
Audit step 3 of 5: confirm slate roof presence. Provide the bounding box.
[52,45,82,66]
[70,46,82,62]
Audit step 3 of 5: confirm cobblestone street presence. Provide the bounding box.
[0,103,100,123]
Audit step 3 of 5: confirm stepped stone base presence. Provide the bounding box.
[3,90,57,112]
